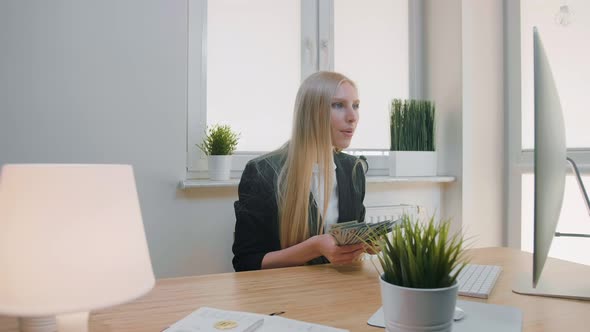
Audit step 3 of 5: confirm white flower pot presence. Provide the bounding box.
[388,151,437,177]
[380,275,458,332]
[208,155,232,181]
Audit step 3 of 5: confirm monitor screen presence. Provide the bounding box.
[532,27,567,287]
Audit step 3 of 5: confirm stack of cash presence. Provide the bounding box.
[328,219,398,246]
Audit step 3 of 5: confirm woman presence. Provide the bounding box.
[232,71,367,272]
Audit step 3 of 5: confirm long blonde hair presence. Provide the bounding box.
[277,71,357,248]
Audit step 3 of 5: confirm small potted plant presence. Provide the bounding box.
[366,214,468,332]
[389,99,436,176]
[197,124,239,180]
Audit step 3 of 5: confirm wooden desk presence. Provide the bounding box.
[1,247,589,331]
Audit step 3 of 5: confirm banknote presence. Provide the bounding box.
[328,219,399,246]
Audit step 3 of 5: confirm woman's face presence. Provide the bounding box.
[330,82,359,150]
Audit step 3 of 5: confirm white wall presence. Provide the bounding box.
[0,0,444,278]
[461,0,505,247]
[424,0,463,234]
[424,0,506,246]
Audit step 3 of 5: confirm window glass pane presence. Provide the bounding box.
[521,174,590,265]
[334,0,409,149]
[521,0,590,149]
[207,0,300,151]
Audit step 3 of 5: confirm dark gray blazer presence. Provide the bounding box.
[232,152,366,272]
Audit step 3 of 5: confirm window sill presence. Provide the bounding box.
[365,176,456,184]
[179,175,456,190]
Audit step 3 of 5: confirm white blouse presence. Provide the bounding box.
[310,161,339,230]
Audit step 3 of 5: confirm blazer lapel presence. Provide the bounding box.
[334,153,355,222]
[308,193,321,235]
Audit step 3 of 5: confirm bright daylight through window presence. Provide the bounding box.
[187,0,409,174]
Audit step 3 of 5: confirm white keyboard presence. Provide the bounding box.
[454,264,502,299]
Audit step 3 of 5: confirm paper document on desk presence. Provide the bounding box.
[165,307,262,332]
[164,307,348,332]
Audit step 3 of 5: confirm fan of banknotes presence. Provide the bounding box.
[328,219,399,246]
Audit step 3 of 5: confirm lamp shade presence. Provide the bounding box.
[0,164,155,316]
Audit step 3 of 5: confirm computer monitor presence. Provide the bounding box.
[531,26,567,288]
[513,27,590,300]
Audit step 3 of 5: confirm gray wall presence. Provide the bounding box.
[0,0,237,278]
[0,0,444,278]
[0,0,506,277]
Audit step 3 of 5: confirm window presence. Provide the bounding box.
[517,0,590,265]
[521,1,590,149]
[334,0,408,149]
[187,0,410,177]
[207,0,300,152]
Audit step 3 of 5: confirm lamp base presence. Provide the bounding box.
[18,312,90,332]
[56,312,89,332]
[18,316,56,332]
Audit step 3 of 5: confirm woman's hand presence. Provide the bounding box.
[363,243,382,255]
[313,234,365,264]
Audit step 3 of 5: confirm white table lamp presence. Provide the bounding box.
[0,164,155,332]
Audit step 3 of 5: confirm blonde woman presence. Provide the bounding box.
[232,71,367,271]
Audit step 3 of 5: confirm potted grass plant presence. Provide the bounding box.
[389,99,436,176]
[197,124,239,180]
[366,214,468,332]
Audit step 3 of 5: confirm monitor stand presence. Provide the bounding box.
[513,254,590,301]
[513,157,590,300]
[553,158,590,238]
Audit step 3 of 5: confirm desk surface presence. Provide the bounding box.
[1,247,589,332]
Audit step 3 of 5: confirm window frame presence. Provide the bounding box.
[186,0,418,179]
